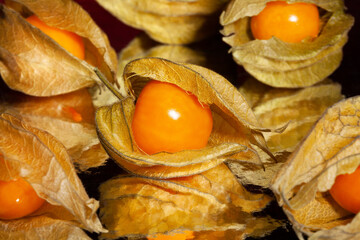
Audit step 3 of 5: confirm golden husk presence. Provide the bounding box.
[0,87,108,171]
[272,96,360,239]
[99,163,279,239]
[220,0,354,87]
[95,0,230,44]
[0,112,106,238]
[0,0,117,96]
[95,57,275,179]
[92,33,236,110]
[227,79,343,188]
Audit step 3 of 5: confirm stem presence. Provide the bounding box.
[94,68,123,101]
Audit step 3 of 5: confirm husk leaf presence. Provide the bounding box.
[0,0,117,96]
[220,0,354,87]
[0,216,92,240]
[0,87,108,171]
[0,112,106,236]
[99,163,276,239]
[96,57,273,179]
[271,96,360,239]
[227,79,343,188]
[95,0,229,44]
[92,33,237,107]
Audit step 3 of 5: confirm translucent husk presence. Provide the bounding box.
[0,86,108,171]
[0,112,106,239]
[271,96,360,239]
[92,33,237,108]
[227,78,343,188]
[220,0,354,88]
[99,163,281,239]
[95,0,230,44]
[0,0,117,96]
[95,57,276,179]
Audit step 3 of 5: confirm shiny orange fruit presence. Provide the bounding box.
[250,1,320,43]
[26,15,85,60]
[0,178,45,219]
[330,165,360,214]
[131,80,213,155]
[148,230,194,240]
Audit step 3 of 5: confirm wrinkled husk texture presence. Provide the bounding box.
[227,78,344,189]
[96,57,276,179]
[0,0,117,96]
[220,0,354,88]
[95,57,287,238]
[0,112,106,239]
[272,96,360,239]
[95,0,230,44]
[99,163,281,239]
[0,86,109,171]
[92,33,237,107]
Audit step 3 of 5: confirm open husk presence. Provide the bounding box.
[227,78,344,189]
[0,0,117,96]
[91,33,237,106]
[95,0,230,44]
[95,57,275,179]
[220,0,354,88]
[271,96,360,239]
[99,163,281,239]
[0,85,108,171]
[0,112,106,238]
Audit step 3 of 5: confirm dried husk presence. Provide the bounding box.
[0,216,92,239]
[96,57,274,179]
[92,33,237,107]
[220,0,354,88]
[91,33,208,106]
[227,79,343,189]
[95,0,230,44]
[271,96,360,239]
[99,163,280,239]
[0,112,106,238]
[0,0,117,96]
[0,86,108,171]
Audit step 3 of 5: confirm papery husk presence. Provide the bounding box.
[0,86,108,171]
[0,112,106,236]
[96,57,274,179]
[92,33,237,107]
[227,79,343,189]
[95,0,230,44]
[0,0,117,96]
[99,163,280,239]
[91,34,208,106]
[0,216,91,239]
[220,0,354,88]
[271,96,360,239]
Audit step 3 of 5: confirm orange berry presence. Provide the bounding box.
[250,1,320,43]
[131,80,213,155]
[0,178,45,220]
[62,106,83,122]
[148,230,194,240]
[26,15,85,60]
[330,166,360,214]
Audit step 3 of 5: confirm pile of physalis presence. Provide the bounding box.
[95,57,287,239]
[0,0,119,238]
